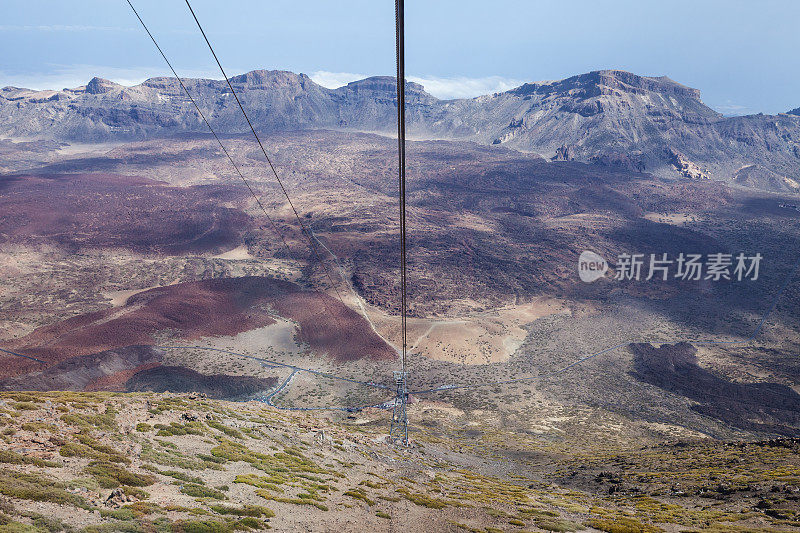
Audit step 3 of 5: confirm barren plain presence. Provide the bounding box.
[0,130,799,531]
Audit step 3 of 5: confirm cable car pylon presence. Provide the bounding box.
[388,0,409,446]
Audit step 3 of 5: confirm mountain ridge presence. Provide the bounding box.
[2,68,800,190]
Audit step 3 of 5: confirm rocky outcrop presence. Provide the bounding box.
[552,144,577,161]
[665,148,710,180]
[85,77,121,95]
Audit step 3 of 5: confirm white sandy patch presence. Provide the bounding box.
[366,298,571,365]
[643,212,700,225]
[103,285,163,307]
[213,245,254,260]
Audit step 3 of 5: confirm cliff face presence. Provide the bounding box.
[1,69,799,190]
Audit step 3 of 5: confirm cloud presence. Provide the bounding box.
[309,71,369,89]
[0,65,219,91]
[407,75,525,100]
[0,25,135,33]
[711,101,753,116]
[311,71,524,99]
[4,66,525,100]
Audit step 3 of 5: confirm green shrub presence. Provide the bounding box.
[156,469,204,485]
[61,404,117,430]
[11,402,38,411]
[534,517,582,532]
[209,505,274,518]
[0,449,57,467]
[587,517,664,533]
[85,462,155,488]
[124,501,164,517]
[344,488,375,506]
[0,393,39,403]
[75,434,130,463]
[24,512,71,532]
[396,488,448,509]
[206,421,244,440]
[20,422,56,432]
[180,483,227,500]
[0,469,87,507]
[256,490,328,511]
[141,444,222,471]
[155,422,204,437]
[171,519,233,532]
[100,508,136,521]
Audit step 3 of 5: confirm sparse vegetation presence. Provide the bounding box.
[0,469,87,507]
[0,449,58,467]
[84,462,155,488]
[180,483,227,500]
[0,392,797,532]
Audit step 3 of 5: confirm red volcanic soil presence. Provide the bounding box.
[0,173,251,254]
[0,345,162,392]
[1,276,395,379]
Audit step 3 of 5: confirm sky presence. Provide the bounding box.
[1,0,798,115]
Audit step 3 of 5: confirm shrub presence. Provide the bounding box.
[171,519,233,533]
[61,404,117,430]
[344,488,375,506]
[534,517,582,532]
[587,517,664,533]
[11,402,38,411]
[0,449,57,467]
[0,469,87,507]
[160,470,204,485]
[206,421,244,440]
[75,434,130,463]
[154,422,204,437]
[141,444,221,471]
[396,488,448,509]
[85,462,155,488]
[180,483,227,500]
[209,505,274,518]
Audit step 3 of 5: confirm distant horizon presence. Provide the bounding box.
[3,66,795,118]
[2,1,799,117]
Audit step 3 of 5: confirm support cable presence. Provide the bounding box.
[396,0,409,373]
[183,0,347,307]
[125,0,299,273]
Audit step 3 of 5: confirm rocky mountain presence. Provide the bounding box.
[2,69,800,190]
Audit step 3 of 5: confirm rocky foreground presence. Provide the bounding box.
[0,391,799,532]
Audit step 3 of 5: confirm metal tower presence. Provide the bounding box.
[389,0,410,446]
[389,371,408,445]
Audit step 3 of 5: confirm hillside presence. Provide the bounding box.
[1,391,800,532]
[2,69,800,189]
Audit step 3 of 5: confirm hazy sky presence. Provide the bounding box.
[1,0,797,115]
